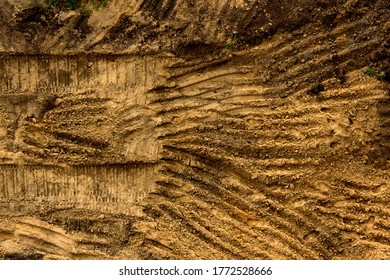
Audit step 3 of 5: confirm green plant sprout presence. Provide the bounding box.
[225,41,234,49]
[364,67,375,76]
[379,71,389,81]
[81,7,92,15]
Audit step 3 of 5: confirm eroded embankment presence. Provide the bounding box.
[0,0,390,259]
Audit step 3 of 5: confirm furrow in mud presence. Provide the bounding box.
[1,0,390,260]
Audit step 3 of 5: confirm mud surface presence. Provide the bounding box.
[0,0,390,259]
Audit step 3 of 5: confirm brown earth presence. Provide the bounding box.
[0,0,389,259]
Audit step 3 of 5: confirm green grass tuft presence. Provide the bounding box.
[379,71,389,81]
[364,67,375,76]
[225,41,234,50]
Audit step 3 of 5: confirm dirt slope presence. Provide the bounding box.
[0,0,389,259]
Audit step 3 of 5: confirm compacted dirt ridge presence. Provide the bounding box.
[0,0,389,259]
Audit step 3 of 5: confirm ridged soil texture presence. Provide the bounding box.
[0,0,390,259]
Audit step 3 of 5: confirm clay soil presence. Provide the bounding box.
[0,0,389,259]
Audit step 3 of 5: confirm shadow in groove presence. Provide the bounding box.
[371,94,390,168]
